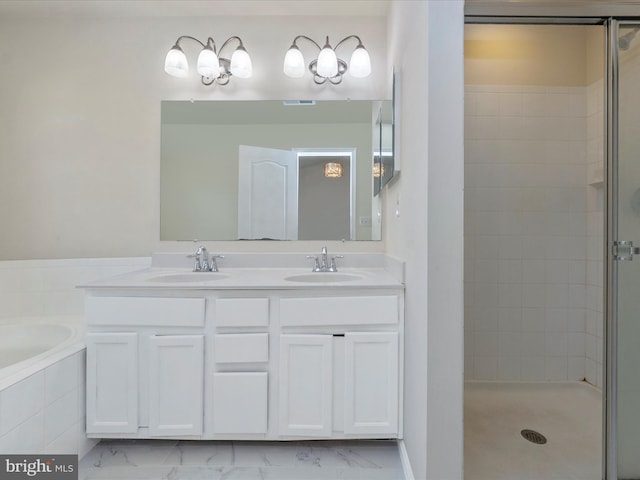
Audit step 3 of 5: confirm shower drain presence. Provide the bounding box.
[521,429,547,445]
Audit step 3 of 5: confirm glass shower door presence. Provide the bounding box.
[610,20,640,480]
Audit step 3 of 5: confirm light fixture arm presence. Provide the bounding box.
[291,35,323,51]
[334,35,364,51]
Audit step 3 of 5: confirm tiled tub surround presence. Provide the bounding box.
[0,257,150,457]
[465,84,604,386]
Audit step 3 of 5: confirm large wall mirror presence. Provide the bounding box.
[161,100,390,241]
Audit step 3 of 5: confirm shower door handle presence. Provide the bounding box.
[613,240,640,261]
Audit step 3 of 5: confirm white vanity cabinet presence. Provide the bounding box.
[84,283,404,441]
[85,296,206,438]
[278,295,401,438]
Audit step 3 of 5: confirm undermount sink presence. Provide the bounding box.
[147,273,228,283]
[284,273,363,283]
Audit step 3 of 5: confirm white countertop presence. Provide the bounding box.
[79,267,404,290]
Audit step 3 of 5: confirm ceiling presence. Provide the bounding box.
[0,0,390,18]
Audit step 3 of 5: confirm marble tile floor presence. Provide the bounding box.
[79,439,406,480]
[465,381,602,480]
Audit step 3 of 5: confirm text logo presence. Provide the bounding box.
[0,456,77,480]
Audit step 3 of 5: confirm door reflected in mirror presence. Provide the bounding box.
[160,100,390,241]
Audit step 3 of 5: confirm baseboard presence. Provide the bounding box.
[397,439,415,480]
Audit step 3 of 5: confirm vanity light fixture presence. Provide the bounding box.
[283,35,371,85]
[324,162,343,178]
[164,35,252,86]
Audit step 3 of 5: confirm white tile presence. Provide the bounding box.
[568,332,586,357]
[474,357,498,380]
[545,308,568,332]
[476,92,501,116]
[497,357,521,381]
[522,260,545,284]
[475,283,498,308]
[545,357,568,381]
[475,260,498,284]
[497,308,521,331]
[568,261,586,284]
[568,357,586,381]
[521,357,545,380]
[44,388,79,445]
[521,333,546,356]
[46,420,80,455]
[0,371,45,436]
[522,284,545,308]
[45,355,79,403]
[498,332,521,357]
[498,283,522,308]
[0,412,44,454]
[545,260,569,284]
[545,283,568,308]
[545,332,568,357]
[522,308,545,332]
[498,260,522,284]
[567,308,586,333]
[568,284,586,309]
[475,332,498,356]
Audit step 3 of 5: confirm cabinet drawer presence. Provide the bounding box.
[214,334,269,363]
[216,298,269,327]
[280,296,398,326]
[86,297,205,327]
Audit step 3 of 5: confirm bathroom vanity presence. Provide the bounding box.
[81,253,404,441]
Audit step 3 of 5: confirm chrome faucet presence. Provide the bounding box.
[307,246,343,272]
[188,246,224,272]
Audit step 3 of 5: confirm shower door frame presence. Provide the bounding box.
[464,12,640,480]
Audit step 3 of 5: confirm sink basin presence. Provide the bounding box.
[147,273,228,283]
[284,273,363,283]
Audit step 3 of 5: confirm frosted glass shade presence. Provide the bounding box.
[197,47,220,78]
[350,46,371,78]
[230,46,253,79]
[283,46,305,78]
[164,46,188,78]
[316,45,338,78]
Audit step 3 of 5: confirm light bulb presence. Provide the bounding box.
[283,44,305,78]
[316,37,338,78]
[349,44,371,78]
[197,46,220,79]
[164,44,188,78]
[230,45,253,79]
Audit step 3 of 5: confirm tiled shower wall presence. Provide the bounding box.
[464,84,604,387]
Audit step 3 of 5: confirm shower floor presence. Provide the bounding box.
[465,381,602,480]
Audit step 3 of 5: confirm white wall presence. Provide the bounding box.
[386,2,464,479]
[0,14,387,260]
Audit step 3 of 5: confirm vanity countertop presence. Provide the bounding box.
[79,267,404,290]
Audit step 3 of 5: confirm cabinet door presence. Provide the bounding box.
[279,335,332,437]
[148,335,204,436]
[86,332,138,434]
[212,372,268,434]
[344,332,399,435]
